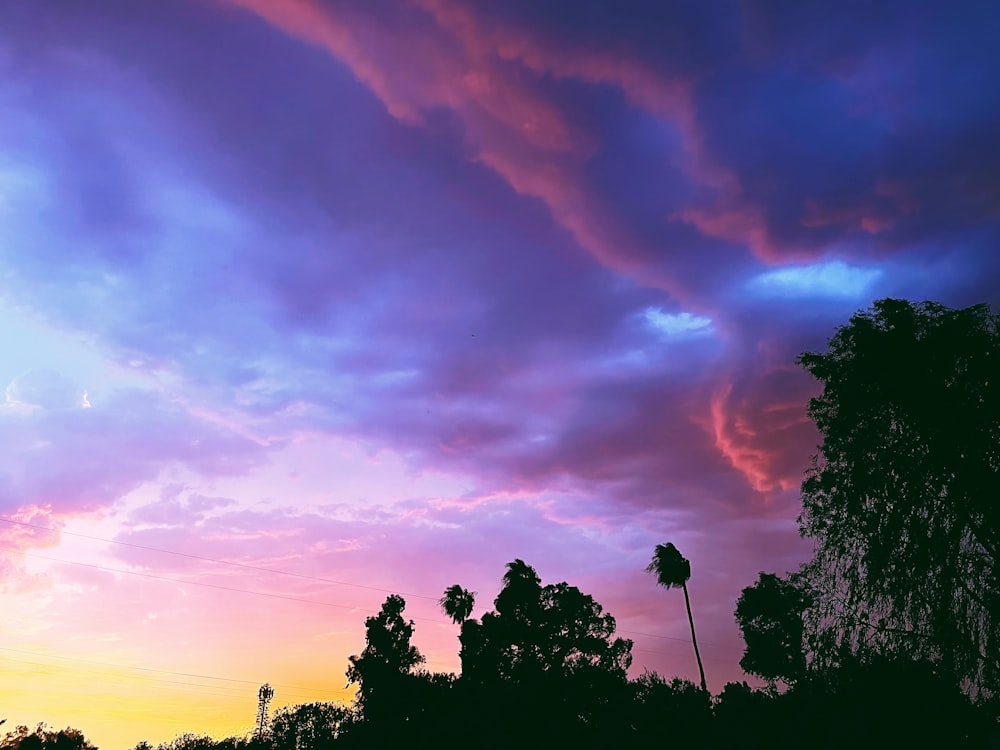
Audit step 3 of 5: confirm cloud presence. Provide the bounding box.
[747,260,883,299]
[214,0,699,297]
[643,308,714,338]
[4,370,86,410]
[707,367,819,496]
[0,387,268,517]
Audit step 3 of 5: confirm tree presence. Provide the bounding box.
[452,560,633,744]
[268,702,356,750]
[465,560,632,683]
[1,725,94,750]
[438,584,475,625]
[346,594,424,723]
[796,298,1000,698]
[734,572,811,687]
[646,542,708,692]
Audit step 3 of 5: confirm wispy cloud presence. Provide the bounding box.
[748,260,883,298]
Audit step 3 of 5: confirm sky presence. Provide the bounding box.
[1,0,999,746]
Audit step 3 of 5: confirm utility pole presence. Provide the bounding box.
[255,683,274,738]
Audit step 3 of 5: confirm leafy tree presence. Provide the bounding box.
[438,584,475,625]
[268,702,356,750]
[734,571,811,687]
[1,725,94,750]
[346,594,424,724]
[465,560,632,683]
[646,542,708,692]
[451,560,632,745]
[796,299,1000,698]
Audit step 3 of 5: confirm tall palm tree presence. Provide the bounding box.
[646,542,707,692]
[439,584,476,625]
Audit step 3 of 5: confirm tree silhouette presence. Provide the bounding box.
[438,584,476,625]
[735,572,811,687]
[466,559,632,683]
[1,724,94,750]
[345,594,424,725]
[447,559,633,745]
[647,542,707,692]
[268,702,355,750]
[796,298,1000,697]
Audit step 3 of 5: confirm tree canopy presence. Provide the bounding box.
[795,298,1000,697]
[345,594,424,724]
[461,559,633,685]
[439,584,476,625]
[734,571,811,687]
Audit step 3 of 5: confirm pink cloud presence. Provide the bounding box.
[412,0,730,187]
[214,0,701,296]
[799,180,921,236]
[675,200,783,263]
[706,366,819,495]
[0,506,64,587]
[802,198,893,234]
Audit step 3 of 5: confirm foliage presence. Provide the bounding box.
[438,584,476,625]
[344,594,424,723]
[734,572,811,686]
[1,724,95,750]
[796,298,1000,697]
[712,681,776,750]
[645,542,690,589]
[268,703,356,750]
[461,559,632,685]
[628,674,713,749]
[777,655,991,749]
[133,734,261,750]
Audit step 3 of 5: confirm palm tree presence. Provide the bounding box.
[439,584,476,625]
[646,542,707,692]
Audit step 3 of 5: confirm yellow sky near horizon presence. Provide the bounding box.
[1,645,354,749]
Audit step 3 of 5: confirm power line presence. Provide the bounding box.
[622,628,717,644]
[0,528,743,718]
[631,647,731,665]
[26,551,722,655]
[0,516,437,601]
[21,551,726,670]
[22,553,451,627]
[5,517,722,647]
[2,654,267,701]
[11,553,733,683]
[0,647,337,699]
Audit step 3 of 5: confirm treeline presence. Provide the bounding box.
[3,298,999,749]
[129,557,988,750]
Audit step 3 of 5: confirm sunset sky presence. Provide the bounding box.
[1,1,999,747]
